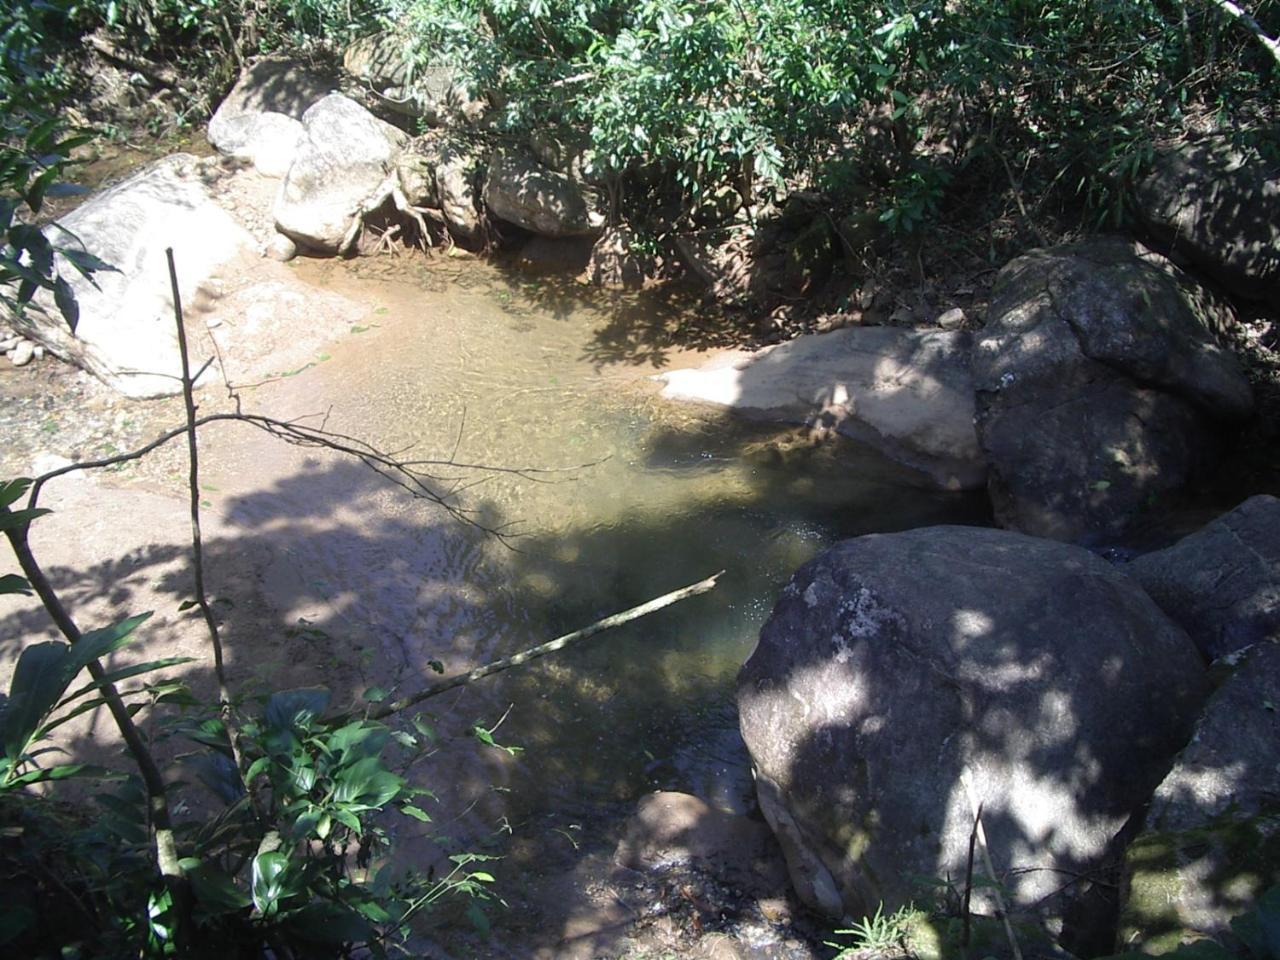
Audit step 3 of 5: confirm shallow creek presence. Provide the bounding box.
[182,254,988,888]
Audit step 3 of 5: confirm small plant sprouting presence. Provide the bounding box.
[826,901,918,957]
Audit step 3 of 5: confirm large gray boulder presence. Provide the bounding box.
[738,526,1208,934]
[20,155,256,397]
[1119,641,1280,953]
[1135,134,1280,305]
[658,327,985,490]
[1129,494,1280,662]
[207,58,332,178]
[343,32,485,125]
[273,94,408,252]
[482,150,604,239]
[974,240,1252,542]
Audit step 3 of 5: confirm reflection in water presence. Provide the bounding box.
[197,256,989,843]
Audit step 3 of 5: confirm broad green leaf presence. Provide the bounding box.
[280,901,376,945]
[1,641,72,760]
[59,246,117,280]
[179,858,252,919]
[0,507,52,532]
[0,479,31,509]
[331,807,362,835]
[32,694,109,739]
[265,687,331,732]
[52,275,77,332]
[244,756,270,783]
[327,721,388,762]
[399,803,432,823]
[5,763,115,787]
[0,574,30,595]
[333,756,404,808]
[289,808,322,840]
[185,751,243,804]
[250,850,290,915]
[56,655,196,710]
[70,612,153,671]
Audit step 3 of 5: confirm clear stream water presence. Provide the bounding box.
[191,253,989,850]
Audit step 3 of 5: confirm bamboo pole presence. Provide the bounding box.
[349,570,725,724]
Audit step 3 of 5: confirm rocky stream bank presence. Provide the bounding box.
[5,33,1280,960]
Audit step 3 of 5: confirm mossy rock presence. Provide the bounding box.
[1119,812,1280,954]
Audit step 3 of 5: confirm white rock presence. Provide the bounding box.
[22,154,256,397]
[265,233,298,262]
[657,326,985,490]
[208,58,331,178]
[10,340,34,366]
[273,94,408,252]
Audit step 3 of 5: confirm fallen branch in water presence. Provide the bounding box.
[25,411,603,545]
[339,570,726,724]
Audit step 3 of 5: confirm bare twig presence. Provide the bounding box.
[961,775,1023,960]
[167,249,262,822]
[25,411,603,545]
[167,249,230,704]
[335,570,725,725]
[963,801,982,947]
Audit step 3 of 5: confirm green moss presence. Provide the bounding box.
[1120,813,1280,954]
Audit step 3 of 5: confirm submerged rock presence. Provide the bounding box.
[1119,640,1280,953]
[738,526,1208,939]
[658,327,984,490]
[974,239,1252,543]
[1129,494,1280,662]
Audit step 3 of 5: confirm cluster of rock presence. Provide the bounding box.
[9,44,622,396]
[663,231,1263,543]
[205,54,604,259]
[678,136,1280,953]
[738,495,1280,953]
[1,325,45,367]
[662,133,1276,542]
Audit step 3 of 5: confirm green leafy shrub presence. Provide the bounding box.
[390,0,1278,238]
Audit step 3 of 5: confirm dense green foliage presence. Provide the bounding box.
[3,1,1276,245]
[0,0,106,325]
[386,0,1278,235]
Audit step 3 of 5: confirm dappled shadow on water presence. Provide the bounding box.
[0,408,989,954]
